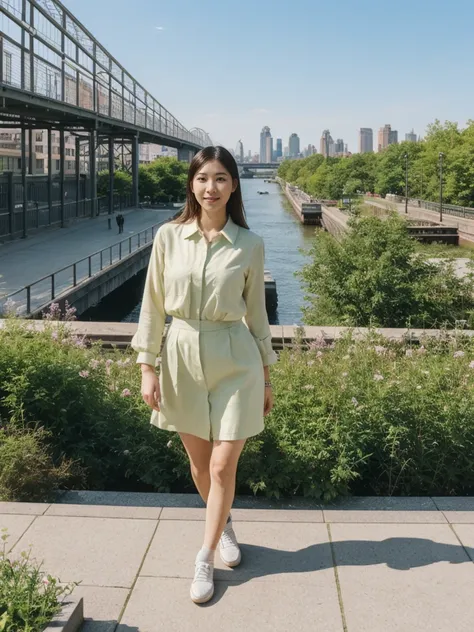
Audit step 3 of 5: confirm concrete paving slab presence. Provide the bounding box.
[0,514,36,551]
[324,510,447,523]
[443,512,474,524]
[159,507,324,522]
[61,586,129,632]
[451,524,474,561]
[118,576,343,632]
[45,503,162,520]
[141,519,333,584]
[331,523,474,632]
[0,501,50,515]
[9,515,157,587]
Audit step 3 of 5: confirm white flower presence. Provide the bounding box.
[351,397,358,407]
[123,450,130,456]
[374,372,384,381]
[454,351,465,359]
[342,372,348,378]
[307,360,315,366]
[416,385,422,390]
[374,346,387,355]
[89,359,100,369]
[343,355,350,360]
[79,370,89,378]
[417,346,427,355]
[316,351,323,358]
[303,384,315,390]
[166,440,173,448]
[422,370,430,375]
[469,361,474,369]
[406,349,414,357]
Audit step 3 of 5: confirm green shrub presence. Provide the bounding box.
[1,319,474,502]
[298,213,474,329]
[1,530,79,632]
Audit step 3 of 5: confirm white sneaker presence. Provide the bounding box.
[219,520,242,567]
[190,558,214,604]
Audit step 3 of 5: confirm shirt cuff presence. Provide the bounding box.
[252,334,278,366]
[136,351,158,367]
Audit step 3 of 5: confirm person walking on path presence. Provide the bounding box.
[119,213,125,234]
[131,145,277,605]
[115,213,121,234]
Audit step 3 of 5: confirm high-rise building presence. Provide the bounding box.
[283,146,289,158]
[289,133,300,158]
[320,129,334,158]
[235,140,244,162]
[389,130,398,145]
[359,128,373,153]
[276,138,283,160]
[405,129,417,142]
[334,139,344,155]
[377,124,398,151]
[260,126,272,163]
[265,135,273,163]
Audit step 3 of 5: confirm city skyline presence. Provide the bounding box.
[63,0,474,155]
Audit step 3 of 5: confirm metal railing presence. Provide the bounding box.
[383,195,474,220]
[0,0,212,148]
[0,192,132,238]
[1,217,167,316]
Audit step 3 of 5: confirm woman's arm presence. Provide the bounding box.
[242,238,278,367]
[131,228,166,369]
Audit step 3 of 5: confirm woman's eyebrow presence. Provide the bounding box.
[197,172,228,176]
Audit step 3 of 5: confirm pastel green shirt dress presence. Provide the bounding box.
[131,214,278,442]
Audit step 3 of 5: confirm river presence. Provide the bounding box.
[83,179,317,326]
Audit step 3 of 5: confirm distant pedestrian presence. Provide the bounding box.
[116,214,121,233]
[119,214,125,234]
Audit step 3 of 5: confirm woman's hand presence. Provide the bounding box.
[140,365,161,412]
[264,385,273,416]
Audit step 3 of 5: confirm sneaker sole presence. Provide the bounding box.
[219,550,242,568]
[190,585,215,604]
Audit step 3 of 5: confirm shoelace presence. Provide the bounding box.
[220,527,237,549]
[194,561,213,582]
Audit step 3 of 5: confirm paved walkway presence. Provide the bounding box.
[0,208,177,299]
[2,493,474,631]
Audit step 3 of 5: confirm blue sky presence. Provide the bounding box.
[63,0,474,155]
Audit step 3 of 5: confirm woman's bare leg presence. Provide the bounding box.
[203,439,246,551]
[179,432,213,503]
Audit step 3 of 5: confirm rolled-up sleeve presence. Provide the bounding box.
[243,238,278,366]
[131,228,166,367]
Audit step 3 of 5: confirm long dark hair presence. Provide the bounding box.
[173,146,250,230]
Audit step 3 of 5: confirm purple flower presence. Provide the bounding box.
[453,351,465,359]
[51,331,58,340]
[121,388,131,397]
[79,370,89,378]
[89,359,100,369]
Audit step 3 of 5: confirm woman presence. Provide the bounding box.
[131,145,278,604]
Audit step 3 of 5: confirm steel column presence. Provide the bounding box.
[21,126,27,238]
[60,128,65,228]
[28,128,33,174]
[90,130,97,217]
[47,128,52,225]
[7,171,14,237]
[76,136,80,217]
[108,136,114,214]
[132,134,139,207]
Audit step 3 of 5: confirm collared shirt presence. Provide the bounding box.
[131,214,278,367]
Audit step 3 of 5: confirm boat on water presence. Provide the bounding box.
[257,191,269,195]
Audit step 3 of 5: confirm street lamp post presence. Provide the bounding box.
[404,153,408,214]
[439,152,444,223]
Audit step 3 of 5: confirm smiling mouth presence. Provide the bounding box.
[204,197,220,201]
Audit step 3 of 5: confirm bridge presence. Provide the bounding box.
[236,163,280,170]
[0,0,212,240]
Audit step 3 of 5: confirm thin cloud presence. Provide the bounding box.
[155,26,165,31]
[252,108,271,114]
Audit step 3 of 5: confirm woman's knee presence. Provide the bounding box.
[210,459,236,485]
[190,461,210,479]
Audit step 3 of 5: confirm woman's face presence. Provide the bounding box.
[192,160,237,215]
